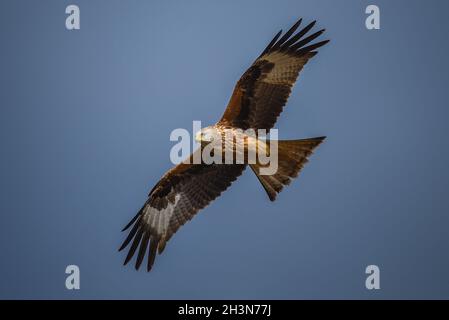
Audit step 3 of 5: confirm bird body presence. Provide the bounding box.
[120,18,329,271]
[195,125,271,163]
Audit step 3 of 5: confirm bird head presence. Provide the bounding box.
[195,126,220,144]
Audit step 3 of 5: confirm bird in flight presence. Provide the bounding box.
[120,18,329,271]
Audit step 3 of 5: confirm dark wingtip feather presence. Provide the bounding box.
[290,29,326,51]
[272,18,303,50]
[311,136,327,145]
[135,232,150,270]
[147,237,159,272]
[260,29,282,57]
[297,39,330,56]
[121,205,145,232]
[301,20,317,35]
[260,19,329,58]
[121,216,138,232]
[123,229,144,265]
[279,20,317,51]
[118,243,126,252]
[118,218,141,251]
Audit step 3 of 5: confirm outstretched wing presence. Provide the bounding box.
[119,152,246,271]
[219,19,329,130]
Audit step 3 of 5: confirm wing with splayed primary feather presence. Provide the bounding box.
[119,153,246,271]
[219,18,329,130]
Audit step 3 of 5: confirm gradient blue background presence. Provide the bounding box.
[1,0,449,299]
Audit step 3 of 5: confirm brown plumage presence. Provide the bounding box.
[120,18,329,271]
[220,19,329,130]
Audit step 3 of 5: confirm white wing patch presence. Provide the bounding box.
[144,193,181,236]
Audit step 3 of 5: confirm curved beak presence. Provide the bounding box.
[195,131,202,142]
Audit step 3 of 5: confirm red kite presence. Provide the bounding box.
[120,18,329,271]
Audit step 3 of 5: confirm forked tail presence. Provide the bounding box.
[250,136,325,201]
